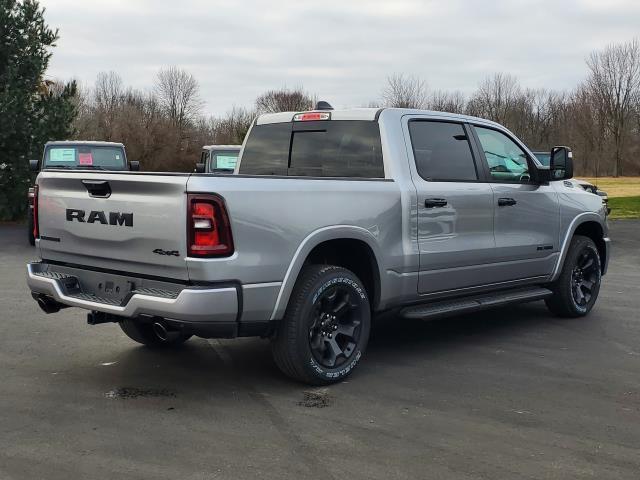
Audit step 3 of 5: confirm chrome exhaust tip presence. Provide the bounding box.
[152,321,180,342]
[35,294,61,314]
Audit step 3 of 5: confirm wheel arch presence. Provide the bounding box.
[574,222,607,273]
[551,213,608,281]
[269,226,384,321]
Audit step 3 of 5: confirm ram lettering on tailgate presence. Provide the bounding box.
[66,209,133,227]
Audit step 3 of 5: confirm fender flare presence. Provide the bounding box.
[269,225,384,321]
[550,212,607,281]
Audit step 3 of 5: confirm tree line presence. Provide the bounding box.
[381,39,640,178]
[74,38,640,177]
[73,71,315,172]
[1,0,638,221]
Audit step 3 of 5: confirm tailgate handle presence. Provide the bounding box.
[82,180,111,198]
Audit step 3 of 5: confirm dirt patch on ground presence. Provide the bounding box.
[298,389,333,408]
[105,387,177,399]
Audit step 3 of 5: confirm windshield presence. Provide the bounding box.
[208,150,239,172]
[43,145,127,170]
[534,152,551,166]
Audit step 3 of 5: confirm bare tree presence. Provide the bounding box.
[155,66,203,131]
[255,86,315,113]
[466,73,521,125]
[586,38,640,176]
[212,106,255,145]
[428,90,466,113]
[93,71,123,140]
[382,74,428,109]
[65,39,640,177]
[95,72,122,113]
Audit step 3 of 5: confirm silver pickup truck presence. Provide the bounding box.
[26,106,610,385]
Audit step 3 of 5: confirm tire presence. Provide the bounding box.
[27,210,35,246]
[119,319,192,347]
[271,265,371,385]
[545,235,602,318]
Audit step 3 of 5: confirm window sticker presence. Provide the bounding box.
[216,155,238,169]
[79,152,93,165]
[49,148,76,162]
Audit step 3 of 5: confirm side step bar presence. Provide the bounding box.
[400,286,553,321]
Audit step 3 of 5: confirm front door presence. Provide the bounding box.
[471,125,560,281]
[405,118,496,294]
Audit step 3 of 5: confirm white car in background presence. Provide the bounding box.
[533,151,610,214]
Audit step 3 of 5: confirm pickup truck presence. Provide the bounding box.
[195,145,241,174]
[26,106,610,385]
[27,141,137,245]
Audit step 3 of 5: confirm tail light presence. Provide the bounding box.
[33,185,39,240]
[187,194,234,257]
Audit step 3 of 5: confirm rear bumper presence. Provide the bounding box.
[26,262,238,323]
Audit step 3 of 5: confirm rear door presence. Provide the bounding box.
[36,172,190,280]
[470,125,560,281]
[404,118,496,294]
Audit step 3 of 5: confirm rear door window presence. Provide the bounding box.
[408,121,478,181]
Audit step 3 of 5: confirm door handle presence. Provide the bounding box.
[424,198,448,208]
[498,197,517,207]
[82,180,111,198]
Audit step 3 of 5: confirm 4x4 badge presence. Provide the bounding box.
[153,248,180,257]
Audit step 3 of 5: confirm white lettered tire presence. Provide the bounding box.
[271,265,371,385]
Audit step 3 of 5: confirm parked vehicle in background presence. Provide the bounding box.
[196,145,241,173]
[533,151,610,214]
[27,141,138,245]
[27,106,610,385]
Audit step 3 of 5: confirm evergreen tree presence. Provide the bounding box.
[0,0,77,220]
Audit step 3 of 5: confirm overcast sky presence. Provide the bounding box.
[40,0,640,117]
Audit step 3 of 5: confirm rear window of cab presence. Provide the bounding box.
[44,145,127,170]
[239,120,384,178]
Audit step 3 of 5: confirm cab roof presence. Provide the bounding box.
[45,140,125,148]
[202,145,241,151]
[255,107,503,129]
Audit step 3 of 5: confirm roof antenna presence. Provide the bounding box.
[315,101,333,111]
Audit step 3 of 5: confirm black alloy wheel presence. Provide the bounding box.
[309,284,362,369]
[271,265,371,385]
[570,247,599,308]
[545,235,602,317]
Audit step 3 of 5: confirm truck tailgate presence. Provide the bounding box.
[36,172,190,280]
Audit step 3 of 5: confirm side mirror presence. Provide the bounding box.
[129,161,140,171]
[29,159,40,172]
[534,165,552,183]
[550,146,573,180]
[195,163,206,173]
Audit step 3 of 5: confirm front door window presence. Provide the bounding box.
[475,127,531,182]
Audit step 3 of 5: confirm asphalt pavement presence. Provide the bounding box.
[1,221,639,480]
